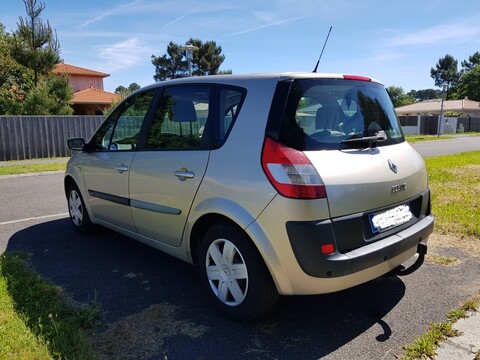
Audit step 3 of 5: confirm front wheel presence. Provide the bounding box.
[67,184,94,233]
[200,223,278,320]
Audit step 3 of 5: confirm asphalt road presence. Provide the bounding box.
[411,135,480,157]
[1,141,479,359]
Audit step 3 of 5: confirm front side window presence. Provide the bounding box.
[91,90,156,151]
[279,79,404,150]
[146,86,211,150]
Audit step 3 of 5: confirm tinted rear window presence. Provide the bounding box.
[277,79,404,150]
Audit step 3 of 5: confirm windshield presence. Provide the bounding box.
[278,79,404,150]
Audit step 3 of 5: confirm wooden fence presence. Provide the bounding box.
[399,115,480,135]
[1,115,479,161]
[457,117,480,132]
[0,116,104,161]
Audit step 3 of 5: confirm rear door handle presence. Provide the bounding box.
[115,164,129,174]
[174,169,195,181]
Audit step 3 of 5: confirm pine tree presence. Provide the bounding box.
[152,39,226,81]
[12,0,60,86]
[430,54,460,99]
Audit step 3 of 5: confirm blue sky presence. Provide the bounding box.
[1,0,480,93]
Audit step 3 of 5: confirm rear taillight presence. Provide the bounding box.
[261,137,327,199]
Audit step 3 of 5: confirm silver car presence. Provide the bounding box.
[65,73,434,320]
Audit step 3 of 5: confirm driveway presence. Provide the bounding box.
[1,172,479,359]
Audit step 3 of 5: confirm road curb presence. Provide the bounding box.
[0,158,70,167]
[0,170,65,179]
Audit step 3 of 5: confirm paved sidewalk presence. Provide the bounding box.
[435,311,480,360]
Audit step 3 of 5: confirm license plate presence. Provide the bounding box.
[369,204,413,233]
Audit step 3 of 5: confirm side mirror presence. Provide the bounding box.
[67,137,86,151]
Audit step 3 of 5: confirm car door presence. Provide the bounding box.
[129,85,213,246]
[83,89,157,231]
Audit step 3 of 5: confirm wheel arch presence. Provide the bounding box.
[188,211,283,293]
[64,174,97,227]
[194,215,279,319]
[64,175,76,197]
[190,213,243,265]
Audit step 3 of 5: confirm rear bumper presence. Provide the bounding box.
[287,214,434,278]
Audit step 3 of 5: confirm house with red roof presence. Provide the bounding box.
[396,98,480,117]
[52,62,122,115]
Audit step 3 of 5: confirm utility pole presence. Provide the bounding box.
[437,83,448,137]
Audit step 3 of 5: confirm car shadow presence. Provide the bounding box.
[5,219,407,360]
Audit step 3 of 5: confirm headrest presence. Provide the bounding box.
[171,98,197,122]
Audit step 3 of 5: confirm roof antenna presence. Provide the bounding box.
[313,26,332,73]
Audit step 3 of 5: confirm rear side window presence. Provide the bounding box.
[278,79,404,150]
[214,86,246,147]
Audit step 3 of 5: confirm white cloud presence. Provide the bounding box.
[225,16,305,37]
[162,6,201,29]
[78,0,209,28]
[98,38,152,72]
[388,22,480,47]
[252,11,278,23]
[360,50,404,63]
[80,0,145,27]
[61,30,171,42]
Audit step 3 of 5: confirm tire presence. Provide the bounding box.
[200,222,279,321]
[67,183,94,233]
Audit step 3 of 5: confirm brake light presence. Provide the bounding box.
[261,137,327,199]
[343,74,371,82]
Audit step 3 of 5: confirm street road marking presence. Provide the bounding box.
[0,213,69,226]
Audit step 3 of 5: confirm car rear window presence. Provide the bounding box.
[276,79,405,150]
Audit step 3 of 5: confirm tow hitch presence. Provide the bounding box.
[387,243,428,277]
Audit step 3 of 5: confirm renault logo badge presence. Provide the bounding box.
[388,159,398,174]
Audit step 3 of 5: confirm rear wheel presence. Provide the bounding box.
[200,223,278,320]
[67,184,93,233]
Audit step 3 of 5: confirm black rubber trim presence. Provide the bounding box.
[287,214,434,278]
[87,190,130,206]
[87,190,182,216]
[130,199,181,215]
[265,79,293,140]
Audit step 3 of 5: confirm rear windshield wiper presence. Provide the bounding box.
[341,130,387,148]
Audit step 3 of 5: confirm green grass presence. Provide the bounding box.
[426,151,480,237]
[446,309,468,323]
[405,134,455,143]
[0,163,66,176]
[401,322,459,359]
[460,299,479,312]
[405,132,480,143]
[0,253,100,359]
[400,297,479,360]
